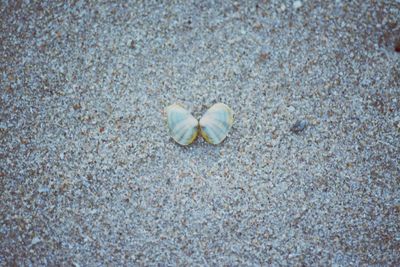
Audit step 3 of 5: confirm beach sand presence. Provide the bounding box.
[1,1,399,265]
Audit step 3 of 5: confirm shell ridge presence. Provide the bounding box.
[201,121,219,144]
[172,117,193,136]
[176,121,198,144]
[181,123,199,144]
[207,119,226,141]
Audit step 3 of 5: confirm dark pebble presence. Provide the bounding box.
[290,119,308,133]
[395,40,400,52]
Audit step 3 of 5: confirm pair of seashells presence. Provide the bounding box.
[166,103,234,145]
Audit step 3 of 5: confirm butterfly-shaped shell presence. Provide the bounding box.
[166,104,199,145]
[199,103,234,145]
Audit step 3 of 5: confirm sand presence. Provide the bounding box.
[1,1,399,265]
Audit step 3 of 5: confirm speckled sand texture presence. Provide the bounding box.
[1,1,399,265]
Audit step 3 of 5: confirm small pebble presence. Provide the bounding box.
[290,119,308,133]
[258,52,269,62]
[129,40,136,49]
[31,236,41,245]
[73,103,81,110]
[293,1,302,9]
[38,186,50,193]
[395,41,400,53]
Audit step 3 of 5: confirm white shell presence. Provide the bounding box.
[166,104,198,145]
[199,103,234,144]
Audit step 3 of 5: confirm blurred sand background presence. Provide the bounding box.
[1,1,399,265]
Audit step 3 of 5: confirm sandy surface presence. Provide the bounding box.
[1,1,399,265]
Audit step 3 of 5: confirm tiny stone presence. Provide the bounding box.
[293,1,302,9]
[290,119,308,133]
[258,52,269,62]
[395,41,400,52]
[129,40,136,49]
[73,103,81,110]
[253,22,263,30]
[31,236,41,245]
[38,186,50,193]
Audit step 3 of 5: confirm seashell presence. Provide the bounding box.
[165,104,199,145]
[199,103,234,145]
